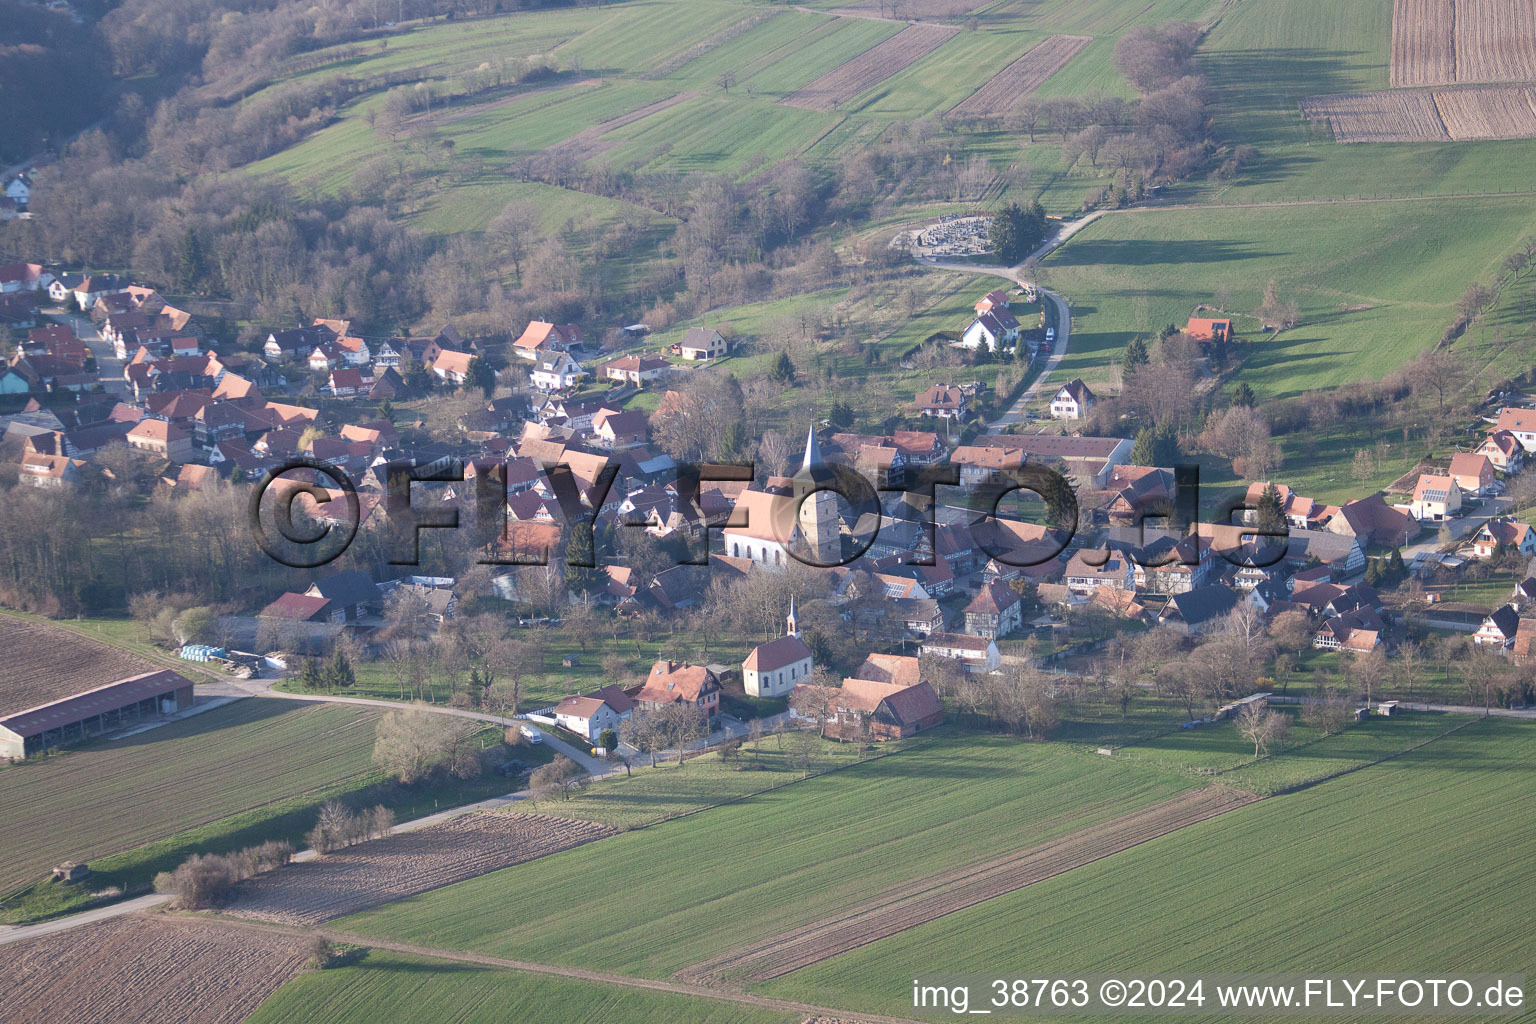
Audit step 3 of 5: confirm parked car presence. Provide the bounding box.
[1045,327,1056,343]
[520,725,543,744]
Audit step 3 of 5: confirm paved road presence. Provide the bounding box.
[48,306,129,398]
[915,211,1106,430]
[247,686,617,777]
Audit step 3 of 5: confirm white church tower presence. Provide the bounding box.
[794,425,841,566]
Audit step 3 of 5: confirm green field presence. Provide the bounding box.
[0,699,378,897]
[1110,708,1472,794]
[756,717,1536,1018]
[1043,198,1533,402]
[246,950,796,1024]
[337,735,1199,977]
[0,697,535,922]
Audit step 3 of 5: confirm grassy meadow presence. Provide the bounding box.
[0,698,534,922]
[246,950,797,1024]
[755,717,1536,1018]
[337,734,1200,976]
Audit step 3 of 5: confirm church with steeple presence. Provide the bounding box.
[740,598,814,697]
[720,425,844,568]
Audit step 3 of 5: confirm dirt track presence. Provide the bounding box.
[677,786,1259,984]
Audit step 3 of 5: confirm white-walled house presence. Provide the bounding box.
[1410,473,1461,522]
[960,311,1020,353]
[552,686,634,741]
[1049,378,1095,420]
[742,604,813,698]
[529,351,584,391]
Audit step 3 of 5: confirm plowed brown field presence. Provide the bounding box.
[0,916,309,1024]
[1299,89,1450,141]
[950,35,1091,117]
[783,24,957,111]
[226,812,617,925]
[1434,84,1536,136]
[677,786,1259,984]
[1391,0,1536,86]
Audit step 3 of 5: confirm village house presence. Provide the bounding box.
[1064,548,1135,594]
[552,686,634,741]
[920,632,1001,673]
[1448,452,1498,496]
[591,408,649,449]
[960,309,1020,353]
[914,383,969,420]
[1313,606,1385,652]
[741,603,813,698]
[125,418,193,462]
[1410,473,1462,522]
[963,580,1024,639]
[632,660,721,718]
[993,434,1133,489]
[1474,604,1521,648]
[672,327,728,361]
[327,367,374,397]
[1325,493,1417,547]
[431,349,477,386]
[800,653,943,741]
[1159,584,1239,635]
[1494,408,1536,452]
[972,288,1009,315]
[1131,534,1213,594]
[950,444,1024,488]
[529,351,585,391]
[1477,429,1524,472]
[512,321,581,361]
[1185,316,1232,343]
[302,571,379,623]
[1472,518,1536,559]
[19,451,87,488]
[1049,378,1095,420]
[601,354,669,386]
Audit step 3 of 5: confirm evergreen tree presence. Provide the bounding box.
[1231,380,1255,407]
[324,650,355,691]
[177,229,207,292]
[564,528,603,599]
[720,419,747,461]
[828,400,855,431]
[1124,336,1149,374]
[405,362,435,397]
[296,657,324,692]
[1255,481,1286,535]
[769,352,796,384]
[1131,426,1158,467]
[1387,546,1407,582]
[989,203,1023,263]
[467,356,496,397]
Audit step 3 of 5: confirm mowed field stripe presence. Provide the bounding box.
[677,786,1260,984]
[782,23,958,111]
[950,34,1091,117]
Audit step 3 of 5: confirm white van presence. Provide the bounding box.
[520,725,543,744]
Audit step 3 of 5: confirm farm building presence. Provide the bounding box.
[0,670,195,759]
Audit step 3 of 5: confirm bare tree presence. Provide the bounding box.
[1235,701,1291,758]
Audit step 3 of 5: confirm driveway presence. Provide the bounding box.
[1401,496,1511,562]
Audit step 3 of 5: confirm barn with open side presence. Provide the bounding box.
[0,618,198,760]
[0,670,196,759]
